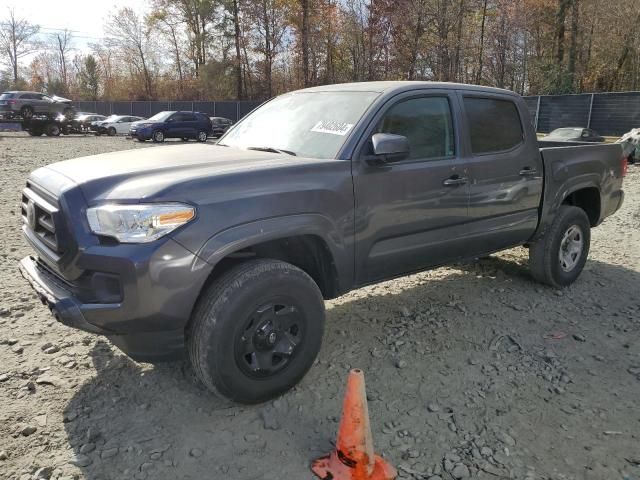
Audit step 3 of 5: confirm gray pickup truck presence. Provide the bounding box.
[18,82,625,403]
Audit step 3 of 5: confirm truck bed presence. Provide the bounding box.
[535,141,624,238]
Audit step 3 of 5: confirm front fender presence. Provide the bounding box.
[192,213,353,291]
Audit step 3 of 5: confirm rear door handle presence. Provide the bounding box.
[519,167,537,176]
[443,175,468,186]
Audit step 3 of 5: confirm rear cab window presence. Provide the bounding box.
[463,97,524,154]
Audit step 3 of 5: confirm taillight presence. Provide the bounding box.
[621,156,628,177]
[7,100,15,105]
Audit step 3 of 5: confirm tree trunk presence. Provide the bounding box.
[567,0,579,87]
[300,0,310,87]
[556,0,570,64]
[453,0,465,81]
[476,0,488,84]
[262,0,273,97]
[233,0,244,99]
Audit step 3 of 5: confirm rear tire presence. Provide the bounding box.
[45,123,61,137]
[188,259,325,404]
[529,205,591,287]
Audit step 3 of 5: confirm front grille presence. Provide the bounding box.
[21,184,64,255]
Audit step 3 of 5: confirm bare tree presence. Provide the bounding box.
[147,9,185,91]
[105,7,156,98]
[52,30,73,93]
[0,8,40,83]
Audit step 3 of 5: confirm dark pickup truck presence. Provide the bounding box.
[18,82,625,404]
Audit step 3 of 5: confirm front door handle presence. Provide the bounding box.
[443,175,468,186]
[519,167,538,176]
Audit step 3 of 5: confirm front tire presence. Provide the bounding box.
[107,126,117,136]
[188,259,325,404]
[152,130,165,143]
[197,130,208,142]
[529,205,591,287]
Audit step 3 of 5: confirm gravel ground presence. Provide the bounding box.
[1,132,639,480]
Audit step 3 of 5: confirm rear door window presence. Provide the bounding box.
[0,93,15,100]
[463,97,524,154]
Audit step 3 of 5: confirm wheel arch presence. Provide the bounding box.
[191,214,351,302]
[561,186,601,227]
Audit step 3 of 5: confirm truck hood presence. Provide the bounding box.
[33,144,337,202]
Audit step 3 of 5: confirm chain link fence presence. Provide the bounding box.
[524,92,640,136]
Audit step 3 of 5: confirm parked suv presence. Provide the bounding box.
[130,111,212,142]
[0,91,74,119]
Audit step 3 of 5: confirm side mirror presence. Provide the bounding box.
[370,133,410,163]
[581,132,589,138]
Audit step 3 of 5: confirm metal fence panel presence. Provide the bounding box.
[536,94,591,133]
[149,102,170,116]
[170,101,193,111]
[524,92,640,136]
[240,101,262,118]
[589,93,640,137]
[194,101,216,115]
[215,102,239,121]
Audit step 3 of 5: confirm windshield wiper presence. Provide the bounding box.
[246,146,297,156]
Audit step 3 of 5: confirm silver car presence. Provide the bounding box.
[0,91,75,120]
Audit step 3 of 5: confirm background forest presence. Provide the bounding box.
[1,0,639,102]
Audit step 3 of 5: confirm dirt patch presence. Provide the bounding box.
[1,133,639,480]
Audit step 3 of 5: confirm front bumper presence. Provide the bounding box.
[19,255,111,335]
[19,235,212,361]
[129,127,152,139]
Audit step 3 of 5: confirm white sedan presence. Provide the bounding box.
[95,115,146,136]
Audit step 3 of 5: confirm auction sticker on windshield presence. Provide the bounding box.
[311,120,354,136]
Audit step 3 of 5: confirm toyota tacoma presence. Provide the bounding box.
[18,82,625,404]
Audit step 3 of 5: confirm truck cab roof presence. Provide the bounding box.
[296,81,518,97]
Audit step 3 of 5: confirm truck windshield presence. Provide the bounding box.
[219,91,379,158]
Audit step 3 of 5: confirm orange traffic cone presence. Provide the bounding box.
[311,369,397,480]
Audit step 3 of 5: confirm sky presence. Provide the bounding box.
[5,0,149,51]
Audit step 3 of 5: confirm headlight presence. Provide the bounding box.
[86,203,195,243]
